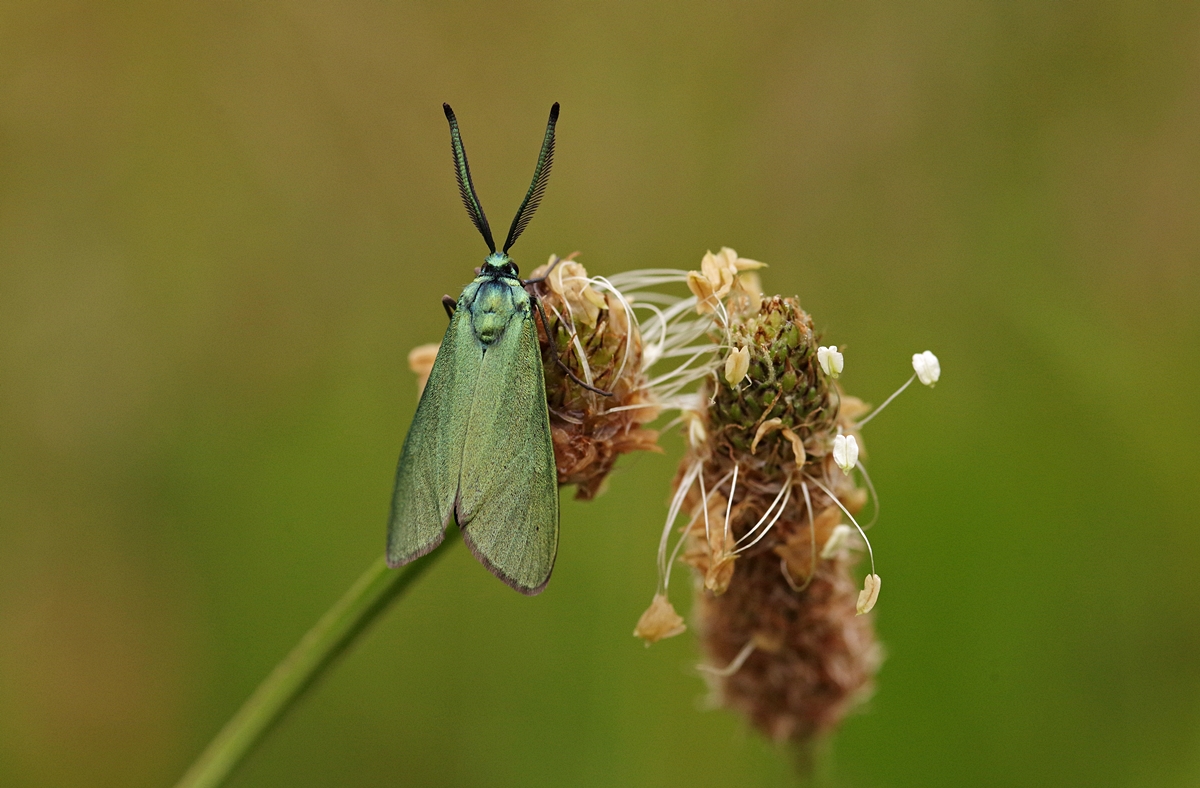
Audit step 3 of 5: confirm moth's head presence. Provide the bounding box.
[483,251,519,280]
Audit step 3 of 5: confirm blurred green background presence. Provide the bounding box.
[2,2,1199,786]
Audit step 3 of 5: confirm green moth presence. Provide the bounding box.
[387,103,605,594]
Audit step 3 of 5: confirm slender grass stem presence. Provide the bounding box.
[175,530,459,788]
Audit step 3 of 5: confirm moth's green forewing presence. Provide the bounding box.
[456,297,558,593]
[386,306,469,567]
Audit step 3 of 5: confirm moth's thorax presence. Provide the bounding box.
[482,252,520,280]
[461,271,529,345]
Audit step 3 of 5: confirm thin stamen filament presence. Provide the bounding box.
[662,467,733,592]
[657,460,702,589]
[579,275,636,381]
[807,476,876,576]
[735,481,792,554]
[723,465,739,544]
[698,641,756,677]
[856,460,880,529]
[856,373,916,428]
[787,479,816,590]
[735,480,791,546]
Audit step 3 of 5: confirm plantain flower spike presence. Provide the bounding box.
[611,248,934,754]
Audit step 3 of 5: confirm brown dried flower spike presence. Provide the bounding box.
[629,248,940,750]
[525,255,663,499]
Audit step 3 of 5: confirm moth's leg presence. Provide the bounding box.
[521,255,564,287]
[532,297,613,397]
[442,295,457,320]
[522,250,580,287]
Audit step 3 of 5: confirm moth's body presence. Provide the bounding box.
[387,105,564,594]
[463,254,527,344]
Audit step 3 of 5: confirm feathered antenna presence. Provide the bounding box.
[503,103,559,253]
[443,103,496,253]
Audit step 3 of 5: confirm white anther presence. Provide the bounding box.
[724,346,750,386]
[912,350,940,386]
[820,524,854,559]
[832,434,858,474]
[817,345,844,378]
[857,573,881,615]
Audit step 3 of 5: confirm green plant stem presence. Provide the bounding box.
[175,531,458,788]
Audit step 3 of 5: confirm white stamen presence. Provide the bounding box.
[735,482,792,554]
[833,434,859,474]
[723,465,738,545]
[807,476,877,579]
[857,573,881,615]
[581,276,634,379]
[546,302,598,388]
[820,524,854,559]
[724,346,750,386]
[854,374,914,429]
[663,521,692,592]
[657,460,702,591]
[791,480,817,590]
[697,640,756,677]
[817,345,844,378]
[735,478,791,546]
[662,467,734,593]
[912,350,940,386]
[571,332,594,386]
[857,460,880,529]
[658,344,722,360]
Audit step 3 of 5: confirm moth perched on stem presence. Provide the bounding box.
[387,103,608,594]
